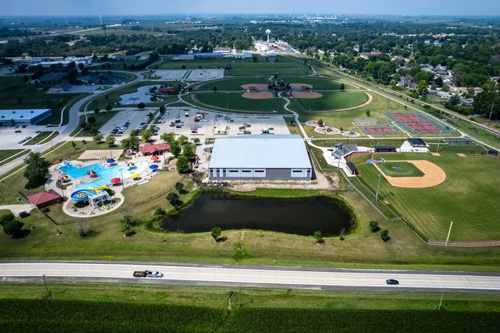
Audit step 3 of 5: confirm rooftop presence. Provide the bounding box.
[0,109,52,121]
[209,135,312,169]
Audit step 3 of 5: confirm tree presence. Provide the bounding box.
[193,138,200,144]
[176,155,190,173]
[211,227,222,242]
[369,221,380,233]
[159,105,166,114]
[177,135,188,145]
[24,152,50,189]
[213,86,218,92]
[174,182,184,193]
[161,132,175,144]
[138,102,145,109]
[106,104,112,112]
[317,118,324,127]
[88,116,96,124]
[381,229,391,242]
[366,110,371,117]
[93,133,104,143]
[182,144,195,161]
[121,135,140,150]
[94,107,100,114]
[313,230,324,244]
[169,140,181,157]
[140,129,152,142]
[105,136,116,147]
[167,192,182,208]
[417,80,428,95]
[71,141,77,149]
[3,219,23,236]
[340,83,345,91]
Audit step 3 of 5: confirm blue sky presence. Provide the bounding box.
[1,0,499,16]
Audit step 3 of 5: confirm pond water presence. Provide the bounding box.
[162,193,354,236]
[119,85,163,105]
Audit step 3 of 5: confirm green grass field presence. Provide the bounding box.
[0,77,85,126]
[352,153,500,241]
[157,56,312,76]
[295,91,369,112]
[195,77,269,91]
[193,92,284,113]
[73,111,118,136]
[23,131,58,146]
[0,283,498,332]
[380,162,425,177]
[0,149,24,161]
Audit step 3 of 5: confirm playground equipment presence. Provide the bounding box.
[70,189,113,209]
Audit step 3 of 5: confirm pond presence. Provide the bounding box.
[119,85,163,105]
[162,193,354,236]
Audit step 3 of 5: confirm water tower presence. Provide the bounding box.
[266,29,271,42]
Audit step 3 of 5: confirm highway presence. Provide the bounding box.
[1,262,499,293]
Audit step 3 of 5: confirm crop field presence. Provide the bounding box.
[351,153,500,241]
[380,162,425,177]
[294,91,369,112]
[193,92,284,113]
[157,56,312,76]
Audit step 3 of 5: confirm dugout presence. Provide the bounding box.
[407,138,427,147]
[375,145,396,153]
[346,162,359,175]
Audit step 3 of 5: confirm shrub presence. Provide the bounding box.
[3,219,23,236]
[381,229,391,242]
[211,227,222,242]
[369,221,380,233]
[313,230,324,244]
[0,212,15,226]
[153,207,167,217]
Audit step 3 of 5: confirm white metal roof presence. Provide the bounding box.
[209,135,312,169]
[0,109,51,121]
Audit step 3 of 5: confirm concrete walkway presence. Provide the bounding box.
[0,204,35,216]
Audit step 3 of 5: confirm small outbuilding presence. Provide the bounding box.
[139,142,170,156]
[27,189,63,209]
[346,162,359,175]
[400,138,429,153]
[375,145,397,153]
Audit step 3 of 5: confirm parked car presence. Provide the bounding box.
[386,279,399,285]
[35,130,42,134]
[22,125,27,128]
[26,136,32,140]
[15,130,21,133]
[140,122,146,126]
[175,125,182,128]
[194,117,200,122]
[239,126,246,131]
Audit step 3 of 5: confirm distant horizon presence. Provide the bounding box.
[1,0,499,17]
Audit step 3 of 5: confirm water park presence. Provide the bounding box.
[46,150,170,217]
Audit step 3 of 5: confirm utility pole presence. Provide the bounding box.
[42,274,50,296]
[488,102,494,125]
[437,127,442,153]
[438,287,445,310]
[445,221,453,246]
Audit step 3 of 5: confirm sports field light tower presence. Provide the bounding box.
[266,29,271,42]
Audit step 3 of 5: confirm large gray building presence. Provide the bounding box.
[0,109,52,126]
[208,135,313,181]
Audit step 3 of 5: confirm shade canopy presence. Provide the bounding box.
[149,164,159,170]
[106,158,116,164]
[87,170,96,176]
[126,161,135,167]
[151,156,159,161]
[131,173,140,179]
[110,178,121,184]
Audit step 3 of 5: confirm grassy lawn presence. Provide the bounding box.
[380,161,425,177]
[352,153,500,241]
[157,56,312,76]
[23,131,58,146]
[73,111,118,136]
[0,282,498,332]
[294,91,369,112]
[0,76,86,126]
[0,149,25,162]
[192,92,285,113]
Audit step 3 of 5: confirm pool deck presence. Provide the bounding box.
[46,153,171,218]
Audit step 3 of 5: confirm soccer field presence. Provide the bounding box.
[295,91,369,111]
[351,153,500,241]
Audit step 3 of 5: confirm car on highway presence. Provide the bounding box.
[133,270,163,278]
[386,279,399,285]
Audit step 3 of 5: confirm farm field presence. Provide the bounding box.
[351,153,500,241]
[157,56,312,75]
[0,282,498,332]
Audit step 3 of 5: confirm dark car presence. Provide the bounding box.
[19,211,30,218]
[386,279,399,285]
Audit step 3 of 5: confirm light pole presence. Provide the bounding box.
[42,274,50,296]
[120,169,125,190]
[445,221,453,246]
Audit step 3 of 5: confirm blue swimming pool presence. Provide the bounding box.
[59,161,148,190]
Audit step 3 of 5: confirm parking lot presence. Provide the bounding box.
[0,124,53,149]
[187,69,224,81]
[153,70,187,81]
[98,109,153,138]
[153,107,290,138]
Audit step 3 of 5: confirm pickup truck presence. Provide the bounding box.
[133,270,163,278]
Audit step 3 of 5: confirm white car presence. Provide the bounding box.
[151,271,163,278]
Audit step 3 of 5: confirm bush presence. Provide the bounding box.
[153,207,167,217]
[313,230,324,244]
[369,221,380,233]
[0,211,15,226]
[211,227,222,242]
[167,192,182,208]
[381,229,391,242]
[3,219,23,236]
